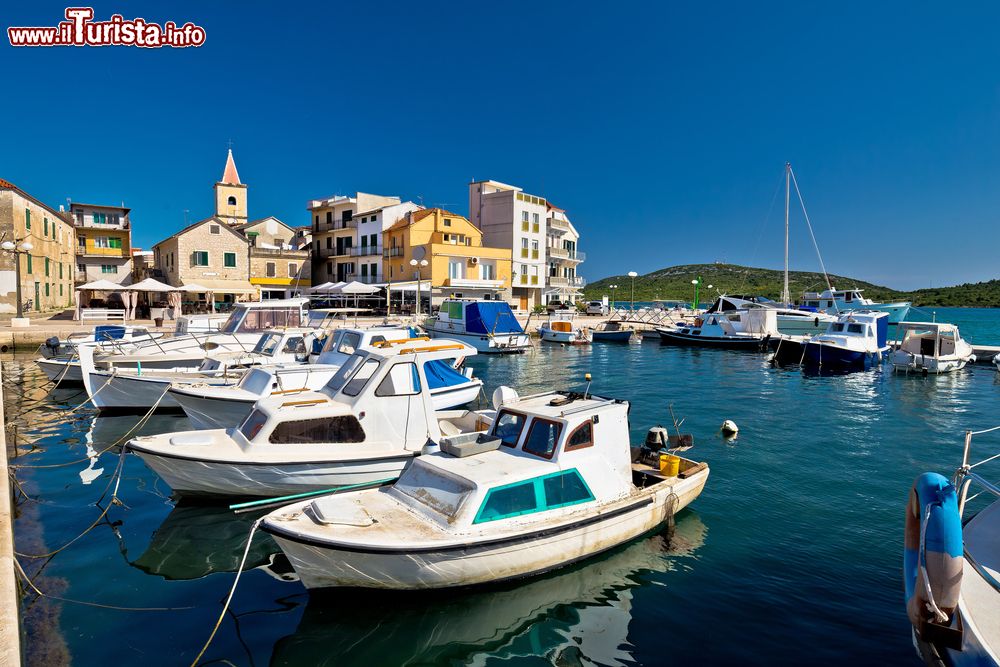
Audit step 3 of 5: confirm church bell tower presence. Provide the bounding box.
[214,148,248,225]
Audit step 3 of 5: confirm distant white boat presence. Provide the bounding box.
[892,322,976,374]
[39,325,163,359]
[800,288,911,324]
[706,295,837,335]
[423,299,531,354]
[538,313,590,344]
[658,309,777,350]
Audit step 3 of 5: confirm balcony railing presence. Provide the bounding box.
[548,217,571,232]
[352,245,382,257]
[79,247,125,257]
[548,246,568,259]
[250,246,308,258]
[383,247,404,258]
[549,275,587,288]
[316,218,358,233]
[317,247,352,258]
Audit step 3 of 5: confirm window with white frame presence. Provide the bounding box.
[449,260,463,280]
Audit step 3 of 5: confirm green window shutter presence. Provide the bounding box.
[26,255,32,274]
[45,258,50,276]
[45,283,49,297]
[224,252,236,268]
[25,208,30,229]
[59,263,63,279]
[44,218,48,235]
[109,238,122,249]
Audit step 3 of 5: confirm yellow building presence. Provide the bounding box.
[71,203,132,284]
[383,208,511,306]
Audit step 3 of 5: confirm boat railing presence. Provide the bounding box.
[956,426,1000,516]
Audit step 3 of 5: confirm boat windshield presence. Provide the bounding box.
[323,354,366,394]
[252,333,283,355]
[392,462,474,519]
[239,409,268,440]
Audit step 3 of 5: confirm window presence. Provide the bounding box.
[375,362,421,397]
[25,208,30,229]
[565,421,593,451]
[101,265,116,274]
[44,258,49,277]
[77,263,85,274]
[522,211,529,222]
[79,235,86,247]
[288,262,297,277]
[448,260,462,280]
[266,262,276,277]
[75,211,84,225]
[443,218,452,227]
[227,196,237,206]
[523,418,562,459]
[393,463,473,518]
[847,323,864,334]
[361,264,368,278]
[26,255,32,274]
[369,263,377,279]
[108,238,122,249]
[59,263,63,279]
[43,218,48,235]
[192,251,209,266]
[475,481,538,523]
[324,353,365,393]
[831,323,845,332]
[224,252,237,268]
[240,410,269,440]
[269,416,365,443]
[210,224,221,235]
[252,333,282,355]
[44,283,49,297]
[342,358,381,396]
[326,262,333,276]
[542,470,595,508]
[492,410,526,447]
[95,236,110,248]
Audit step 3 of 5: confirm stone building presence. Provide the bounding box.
[0,178,76,315]
[239,216,311,300]
[70,202,133,285]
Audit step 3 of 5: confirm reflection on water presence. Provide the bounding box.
[130,502,295,582]
[271,513,706,667]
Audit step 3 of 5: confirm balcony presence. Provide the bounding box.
[250,246,308,258]
[548,217,571,233]
[444,277,504,289]
[519,249,540,260]
[315,218,358,233]
[549,276,587,288]
[352,245,382,257]
[317,247,352,259]
[79,246,126,258]
[548,246,568,259]
[383,247,404,258]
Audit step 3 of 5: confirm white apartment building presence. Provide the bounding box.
[307,192,420,284]
[468,179,549,310]
[469,179,585,309]
[545,203,586,301]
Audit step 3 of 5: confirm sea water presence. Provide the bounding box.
[6,307,1000,666]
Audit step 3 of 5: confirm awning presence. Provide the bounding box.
[338,281,379,295]
[76,279,127,291]
[182,279,258,294]
[129,277,179,292]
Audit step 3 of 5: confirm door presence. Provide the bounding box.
[34,282,40,311]
[519,294,528,311]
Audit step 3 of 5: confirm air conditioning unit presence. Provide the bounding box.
[468,256,480,266]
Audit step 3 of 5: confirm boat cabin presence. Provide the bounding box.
[801,288,870,310]
[218,298,310,334]
[315,326,417,365]
[435,299,525,335]
[234,340,479,454]
[895,322,963,359]
[678,309,778,337]
[817,310,889,347]
[382,390,636,531]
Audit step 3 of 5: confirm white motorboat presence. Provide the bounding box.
[801,310,890,371]
[423,299,531,353]
[127,340,491,496]
[800,288,911,324]
[657,309,777,350]
[905,429,1000,667]
[892,322,976,374]
[36,298,310,384]
[78,328,319,412]
[168,330,483,429]
[538,313,590,344]
[260,387,709,590]
[39,325,162,359]
[706,295,837,336]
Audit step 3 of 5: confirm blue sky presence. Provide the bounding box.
[3,1,1000,290]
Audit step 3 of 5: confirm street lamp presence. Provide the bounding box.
[410,258,429,316]
[609,284,618,310]
[627,271,638,312]
[690,277,711,311]
[2,239,34,320]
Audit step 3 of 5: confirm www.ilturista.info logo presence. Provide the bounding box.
[8,7,206,48]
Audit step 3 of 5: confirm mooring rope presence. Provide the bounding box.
[189,518,262,667]
[11,384,170,470]
[14,558,193,612]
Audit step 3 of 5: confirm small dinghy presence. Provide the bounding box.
[892,322,976,374]
[590,321,634,343]
[127,340,490,497]
[657,309,776,350]
[260,387,709,590]
[39,324,162,359]
[904,430,1000,667]
[801,310,889,371]
[538,314,590,344]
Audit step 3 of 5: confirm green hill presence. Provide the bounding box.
[583,263,998,307]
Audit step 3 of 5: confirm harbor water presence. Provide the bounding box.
[7,307,1000,666]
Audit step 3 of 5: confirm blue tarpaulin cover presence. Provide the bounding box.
[95,325,126,340]
[423,359,470,390]
[465,302,523,335]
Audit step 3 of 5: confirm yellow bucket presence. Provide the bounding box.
[659,454,680,476]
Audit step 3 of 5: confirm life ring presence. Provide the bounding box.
[903,472,963,635]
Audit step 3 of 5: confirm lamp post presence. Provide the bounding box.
[2,238,34,320]
[410,258,429,316]
[627,271,638,312]
[609,284,618,310]
[690,278,712,312]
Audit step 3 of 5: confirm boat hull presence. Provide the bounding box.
[775,314,835,336]
[591,330,634,343]
[538,329,589,344]
[37,358,84,384]
[802,342,886,370]
[892,351,972,374]
[871,302,910,324]
[658,330,767,351]
[127,443,415,497]
[86,371,240,411]
[423,326,530,354]
[265,473,707,590]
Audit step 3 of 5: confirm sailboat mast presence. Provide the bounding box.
[782,162,791,305]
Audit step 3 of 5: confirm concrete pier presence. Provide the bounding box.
[0,362,22,665]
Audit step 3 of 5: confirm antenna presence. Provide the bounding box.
[183,209,190,225]
[227,138,234,150]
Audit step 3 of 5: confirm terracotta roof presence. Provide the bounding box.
[0,178,16,190]
[220,149,241,185]
[546,201,565,212]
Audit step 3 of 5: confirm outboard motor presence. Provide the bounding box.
[637,426,670,465]
[44,336,62,355]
